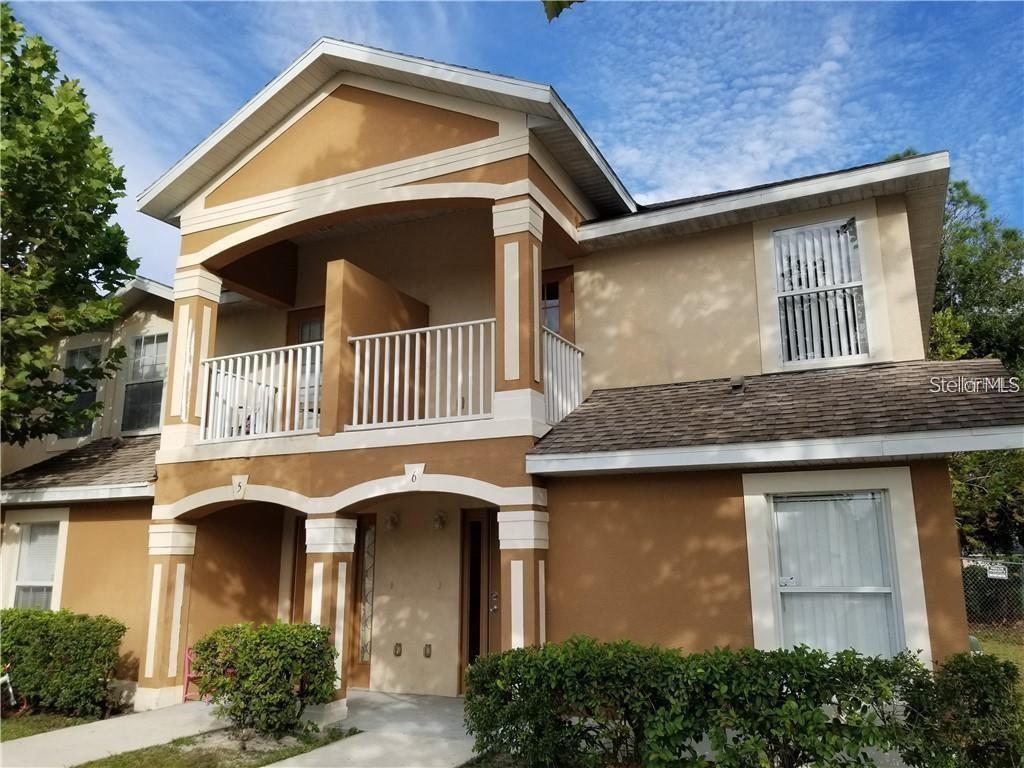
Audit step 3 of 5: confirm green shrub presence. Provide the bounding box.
[465,637,1023,768]
[0,608,126,717]
[192,622,337,738]
[900,652,1024,768]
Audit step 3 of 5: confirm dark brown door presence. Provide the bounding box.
[461,508,500,690]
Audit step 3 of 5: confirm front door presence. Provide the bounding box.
[460,508,500,689]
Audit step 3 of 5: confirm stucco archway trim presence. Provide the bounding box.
[152,469,546,520]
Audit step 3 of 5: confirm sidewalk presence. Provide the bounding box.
[0,702,222,768]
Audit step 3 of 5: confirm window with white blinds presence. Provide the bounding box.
[13,522,60,610]
[122,333,168,431]
[772,219,869,363]
[772,492,898,657]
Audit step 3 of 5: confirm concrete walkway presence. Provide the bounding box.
[267,690,475,768]
[0,701,223,768]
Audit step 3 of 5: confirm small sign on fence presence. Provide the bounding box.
[986,563,1010,580]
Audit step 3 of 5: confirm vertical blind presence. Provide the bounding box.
[14,522,60,610]
[773,218,869,363]
[773,492,897,658]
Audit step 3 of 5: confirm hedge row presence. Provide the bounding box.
[191,621,337,737]
[0,608,126,717]
[464,636,1024,768]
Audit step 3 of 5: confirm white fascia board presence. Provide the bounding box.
[525,424,1024,475]
[0,482,154,506]
[113,276,173,304]
[578,152,951,243]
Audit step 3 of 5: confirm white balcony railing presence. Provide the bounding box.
[198,341,323,442]
[543,327,583,424]
[349,319,496,429]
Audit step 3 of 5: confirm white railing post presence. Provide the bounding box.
[542,327,584,425]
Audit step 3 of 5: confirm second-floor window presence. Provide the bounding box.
[122,333,168,432]
[60,345,102,438]
[772,219,868,363]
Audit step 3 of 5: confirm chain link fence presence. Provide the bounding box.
[962,557,1024,666]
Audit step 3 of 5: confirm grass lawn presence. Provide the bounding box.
[972,627,1024,670]
[1,713,94,742]
[73,726,358,768]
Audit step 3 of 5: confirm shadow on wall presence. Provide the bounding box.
[186,502,286,646]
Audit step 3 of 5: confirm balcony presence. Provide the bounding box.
[196,321,583,443]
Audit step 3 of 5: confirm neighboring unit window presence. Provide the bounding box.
[358,523,376,663]
[13,522,60,610]
[772,492,897,657]
[541,280,560,334]
[298,318,324,343]
[772,218,868,363]
[60,345,102,438]
[122,333,168,431]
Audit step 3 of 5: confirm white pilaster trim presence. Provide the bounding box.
[133,685,184,711]
[305,517,357,554]
[510,559,525,649]
[742,466,932,666]
[168,303,190,419]
[310,561,324,625]
[334,561,347,689]
[166,563,186,678]
[498,509,549,550]
[144,563,163,679]
[503,242,520,381]
[532,243,540,383]
[173,266,223,302]
[148,523,198,556]
[538,559,547,645]
[492,197,544,240]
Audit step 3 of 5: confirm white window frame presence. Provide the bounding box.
[119,332,169,436]
[753,199,894,374]
[742,467,932,666]
[49,334,110,452]
[1,508,70,610]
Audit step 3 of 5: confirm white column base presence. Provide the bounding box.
[493,389,549,437]
[302,698,348,726]
[133,685,184,711]
[160,423,200,451]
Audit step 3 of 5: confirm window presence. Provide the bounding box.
[772,491,897,657]
[541,280,560,334]
[772,218,868,363]
[60,345,102,438]
[13,522,60,610]
[297,318,324,343]
[122,333,168,431]
[358,523,376,663]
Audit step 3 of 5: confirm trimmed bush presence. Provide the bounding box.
[192,622,337,738]
[0,608,126,717]
[464,637,1023,768]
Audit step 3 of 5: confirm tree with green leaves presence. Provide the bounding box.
[1,3,136,446]
[887,150,1024,553]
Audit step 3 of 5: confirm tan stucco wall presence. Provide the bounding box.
[368,495,463,697]
[60,501,152,680]
[186,503,285,647]
[911,460,970,660]
[214,299,288,357]
[294,208,495,325]
[545,471,755,651]
[574,224,763,391]
[876,194,926,361]
[205,85,499,209]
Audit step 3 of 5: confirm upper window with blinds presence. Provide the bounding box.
[772,218,869,364]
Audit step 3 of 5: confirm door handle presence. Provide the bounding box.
[488,591,499,614]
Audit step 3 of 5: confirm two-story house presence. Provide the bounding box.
[3,39,1023,719]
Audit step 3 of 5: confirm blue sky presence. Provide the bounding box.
[12,1,1024,284]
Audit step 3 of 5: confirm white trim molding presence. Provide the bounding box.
[0,482,154,506]
[152,472,547,520]
[526,424,1024,475]
[493,197,544,240]
[305,517,357,554]
[173,265,223,302]
[148,523,198,556]
[133,685,184,711]
[498,509,550,550]
[510,559,525,649]
[0,507,70,610]
[742,466,932,665]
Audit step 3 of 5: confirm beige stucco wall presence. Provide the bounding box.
[295,208,495,325]
[368,494,463,697]
[575,223,763,391]
[213,298,287,357]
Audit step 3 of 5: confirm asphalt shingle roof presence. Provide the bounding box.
[531,359,1024,455]
[2,435,160,489]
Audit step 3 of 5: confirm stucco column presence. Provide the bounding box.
[302,515,357,720]
[493,197,544,393]
[162,265,221,450]
[497,508,548,649]
[136,523,197,711]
